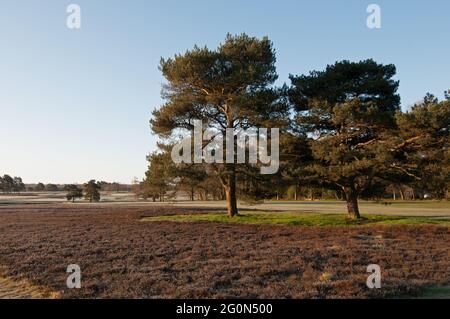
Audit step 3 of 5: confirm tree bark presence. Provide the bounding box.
[399,186,405,200]
[223,108,239,217]
[343,187,361,219]
[309,188,315,201]
[224,171,238,217]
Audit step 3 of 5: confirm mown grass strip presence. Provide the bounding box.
[142,212,450,227]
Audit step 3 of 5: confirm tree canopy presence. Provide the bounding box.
[65,185,83,203]
[150,33,288,216]
[288,59,402,219]
[146,34,449,218]
[84,180,101,202]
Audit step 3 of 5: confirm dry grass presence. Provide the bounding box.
[0,204,449,299]
[0,266,59,299]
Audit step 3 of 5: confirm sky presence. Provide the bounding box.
[0,0,449,184]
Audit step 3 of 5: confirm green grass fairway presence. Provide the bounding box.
[142,212,450,227]
[415,286,450,299]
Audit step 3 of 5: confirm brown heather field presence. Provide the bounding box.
[0,203,449,299]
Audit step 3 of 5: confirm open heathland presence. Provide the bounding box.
[0,203,448,298]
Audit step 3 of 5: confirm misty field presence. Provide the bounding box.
[0,203,449,299]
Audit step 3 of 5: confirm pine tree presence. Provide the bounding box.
[395,93,450,199]
[150,33,288,216]
[65,185,83,203]
[84,180,101,202]
[289,59,401,219]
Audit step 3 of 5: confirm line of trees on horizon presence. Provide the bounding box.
[0,175,26,194]
[0,181,133,193]
[141,33,450,219]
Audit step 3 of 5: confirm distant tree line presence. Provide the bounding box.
[97,181,131,192]
[143,33,450,219]
[25,181,130,193]
[0,175,25,193]
[30,183,60,192]
[0,175,126,204]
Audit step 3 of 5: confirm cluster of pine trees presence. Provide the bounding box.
[0,174,26,193]
[141,34,449,219]
[65,180,101,203]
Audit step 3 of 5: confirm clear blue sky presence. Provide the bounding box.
[1,0,449,184]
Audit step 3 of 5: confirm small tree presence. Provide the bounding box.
[84,180,101,202]
[35,183,45,192]
[131,178,142,199]
[65,185,83,203]
[144,150,175,202]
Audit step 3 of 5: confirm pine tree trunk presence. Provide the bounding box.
[309,188,315,201]
[399,186,405,200]
[223,112,239,217]
[224,172,238,217]
[343,187,361,219]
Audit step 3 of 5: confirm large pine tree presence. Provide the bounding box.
[289,59,401,219]
[150,33,288,217]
